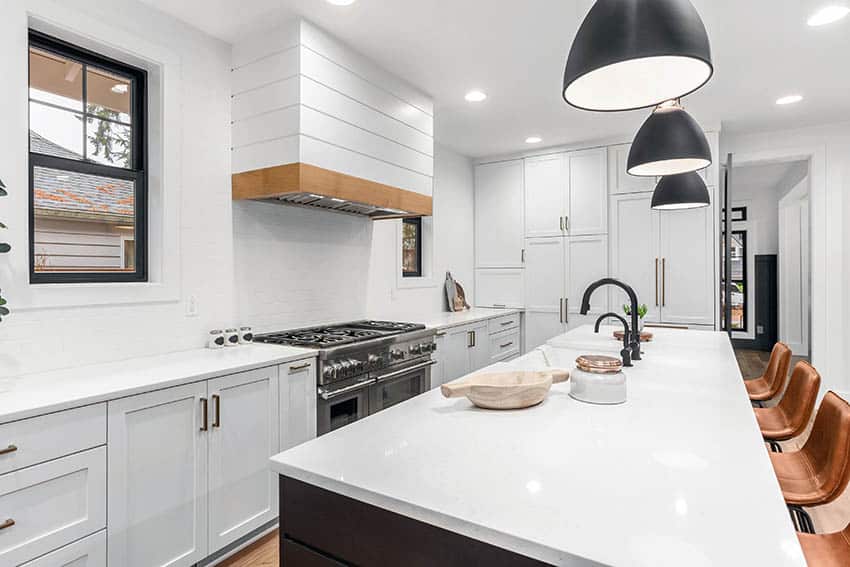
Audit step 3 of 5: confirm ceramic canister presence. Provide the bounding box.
[208,330,226,349]
[239,326,253,344]
[224,328,240,347]
[570,354,626,405]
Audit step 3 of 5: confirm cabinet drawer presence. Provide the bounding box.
[0,404,106,475]
[0,447,107,566]
[20,529,106,567]
[489,329,521,362]
[488,313,520,334]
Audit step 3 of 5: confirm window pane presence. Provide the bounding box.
[29,102,84,159]
[730,233,745,280]
[86,117,131,168]
[32,165,136,273]
[730,282,745,330]
[86,66,132,124]
[402,219,420,276]
[29,47,83,112]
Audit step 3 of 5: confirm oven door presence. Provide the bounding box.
[317,378,374,436]
[369,359,435,415]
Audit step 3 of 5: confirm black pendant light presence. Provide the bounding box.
[563,0,713,112]
[627,100,711,176]
[651,172,710,210]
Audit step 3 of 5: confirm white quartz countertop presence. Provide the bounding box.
[270,326,805,566]
[369,307,522,331]
[0,344,315,423]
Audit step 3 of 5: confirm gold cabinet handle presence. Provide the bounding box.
[655,258,659,307]
[565,216,570,232]
[662,258,666,307]
[559,216,564,231]
[500,342,514,349]
[565,298,569,324]
[0,518,14,530]
[212,394,221,428]
[200,398,209,432]
[0,445,18,456]
[471,331,476,347]
[288,362,311,374]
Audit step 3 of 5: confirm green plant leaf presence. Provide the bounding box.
[0,243,9,253]
[0,187,6,197]
[0,177,6,188]
[0,306,9,316]
[0,221,6,229]
[0,297,6,306]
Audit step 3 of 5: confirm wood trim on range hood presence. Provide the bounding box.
[232,163,433,219]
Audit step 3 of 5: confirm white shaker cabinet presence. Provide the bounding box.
[108,382,209,567]
[208,367,280,553]
[433,321,490,385]
[608,144,656,195]
[609,190,716,327]
[280,358,318,451]
[524,236,610,350]
[567,148,608,236]
[523,148,607,239]
[475,160,525,268]
[475,268,524,309]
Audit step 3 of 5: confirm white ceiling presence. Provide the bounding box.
[733,160,809,197]
[140,0,850,158]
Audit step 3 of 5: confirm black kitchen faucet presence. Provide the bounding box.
[580,278,642,362]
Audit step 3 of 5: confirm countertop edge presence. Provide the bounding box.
[271,460,599,567]
[422,308,524,332]
[0,348,317,424]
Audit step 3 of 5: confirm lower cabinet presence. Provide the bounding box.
[208,368,280,553]
[107,358,315,567]
[433,321,489,386]
[21,530,107,567]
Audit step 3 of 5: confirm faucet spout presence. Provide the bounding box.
[593,312,632,367]
[580,278,643,361]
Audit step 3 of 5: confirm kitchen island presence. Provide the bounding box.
[269,326,806,566]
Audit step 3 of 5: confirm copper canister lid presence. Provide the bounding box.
[576,354,623,374]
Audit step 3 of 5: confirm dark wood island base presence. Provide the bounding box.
[279,476,552,566]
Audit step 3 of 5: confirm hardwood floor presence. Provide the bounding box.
[219,531,278,567]
[735,348,808,380]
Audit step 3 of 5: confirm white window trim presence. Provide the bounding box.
[8,6,181,310]
[395,217,436,290]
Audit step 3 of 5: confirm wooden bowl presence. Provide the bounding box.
[440,370,570,410]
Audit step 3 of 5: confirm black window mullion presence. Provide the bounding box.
[82,62,88,161]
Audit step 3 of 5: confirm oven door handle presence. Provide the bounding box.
[374,360,436,384]
[318,379,376,401]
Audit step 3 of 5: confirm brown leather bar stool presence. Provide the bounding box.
[746,342,792,406]
[754,361,820,452]
[798,523,850,567]
[769,392,850,534]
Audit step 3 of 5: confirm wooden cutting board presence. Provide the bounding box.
[441,370,570,410]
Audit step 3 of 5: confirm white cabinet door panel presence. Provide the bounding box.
[567,235,609,317]
[208,367,280,554]
[524,154,566,238]
[468,322,490,373]
[659,203,715,326]
[280,358,317,452]
[475,160,524,268]
[475,269,524,309]
[524,237,565,312]
[609,193,661,323]
[0,448,106,566]
[108,382,208,567]
[439,326,473,384]
[567,148,608,235]
[21,530,106,567]
[525,311,565,351]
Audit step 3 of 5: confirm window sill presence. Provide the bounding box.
[12,280,180,311]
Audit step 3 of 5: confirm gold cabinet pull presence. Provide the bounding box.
[0,445,17,456]
[559,216,565,231]
[0,518,15,530]
[655,258,659,307]
[212,394,221,428]
[662,258,666,307]
[200,398,209,432]
[288,362,311,374]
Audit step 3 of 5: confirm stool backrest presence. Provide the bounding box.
[763,342,792,396]
[804,391,850,504]
[776,361,821,438]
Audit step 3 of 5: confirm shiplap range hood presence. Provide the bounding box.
[231,20,434,218]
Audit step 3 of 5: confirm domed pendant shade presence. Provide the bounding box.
[651,172,710,210]
[627,101,711,176]
[563,0,713,112]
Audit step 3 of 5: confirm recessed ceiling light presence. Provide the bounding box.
[525,136,543,144]
[464,90,487,103]
[807,5,850,26]
[326,0,357,5]
[776,95,804,105]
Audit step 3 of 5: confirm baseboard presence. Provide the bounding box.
[731,338,770,351]
[199,519,279,567]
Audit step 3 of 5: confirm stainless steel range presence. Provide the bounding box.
[255,320,436,435]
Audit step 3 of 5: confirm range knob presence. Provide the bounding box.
[368,354,382,368]
[409,344,422,355]
[390,349,404,360]
[323,366,336,380]
[352,359,364,371]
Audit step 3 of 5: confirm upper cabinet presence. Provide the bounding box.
[524,148,607,238]
[475,160,525,268]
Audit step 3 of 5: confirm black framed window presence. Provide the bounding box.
[28,31,147,283]
[402,217,422,278]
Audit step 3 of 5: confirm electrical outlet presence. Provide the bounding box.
[186,295,199,317]
[757,325,764,335]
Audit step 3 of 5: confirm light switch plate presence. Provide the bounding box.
[186,295,199,317]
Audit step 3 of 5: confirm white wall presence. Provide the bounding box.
[365,144,475,318]
[0,0,233,376]
[722,121,850,393]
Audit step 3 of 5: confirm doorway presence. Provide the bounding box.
[722,157,812,368]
